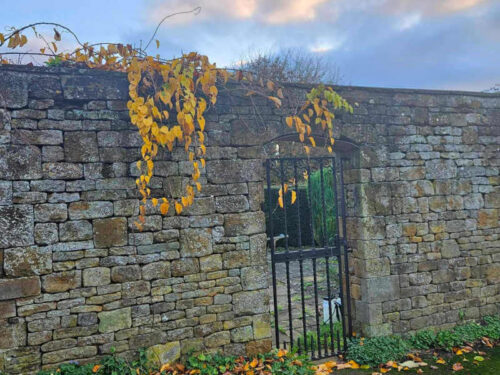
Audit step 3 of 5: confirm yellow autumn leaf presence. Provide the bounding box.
[291,190,297,204]
[151,198,158,207]
[278,195,284,208]
[277,88,284,98]
[175,201,183,214]
[155,39,160,48]
[268,96,281,108]
[160,201,169,215]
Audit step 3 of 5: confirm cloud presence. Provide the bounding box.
[147,0,331,25]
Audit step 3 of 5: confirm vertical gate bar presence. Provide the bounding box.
[312,258,322,358]
[339,158,353,338]
[279,160,294,347]
[325,255,335,355]
[299,259,307,353]
[266,159,280,347]
[331,158,348,349]
[310,335,315,360]
[319,159,328,247]
[293,160,302,248]
[294,160,308,352]
[306,161,315,247]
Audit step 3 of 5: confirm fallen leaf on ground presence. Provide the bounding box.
[436,358,446,365]
[452,362,464,371]
[473,356,484,361]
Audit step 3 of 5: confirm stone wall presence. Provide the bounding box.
[0,65,499,373]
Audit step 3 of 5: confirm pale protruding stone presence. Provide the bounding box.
[69,201,113,220]
[142,261,171,280]
[224,212,265,236]
[64,131,99,162]
[145,341,180,367]
[98,308,132,333]
[34,223,58,245]
[34,203,67,222]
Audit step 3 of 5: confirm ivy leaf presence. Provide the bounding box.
[155,39,160,49]
[268,96,281,108]
[291,190,297,205]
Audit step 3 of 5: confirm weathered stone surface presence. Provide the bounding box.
[34,223,59,245]
[69,201,113,219]
[241,266,267,290]
[207,159,263,183]
[34,203,67,222]
[111,265,142,283]
[0,181,12,205]
[61,74,128,100]
[425,160,457,179]
[0,205,34,248]
[59,220,93,241]
[204,331,230,348]
[43,162,83,179]
[171,258,199,276]
[0,145,42,180]
[83,267,111,286]
[64,131,99,162]
[224,212,265,236]
[145,341,180,367]
[215,195,249,213]
[0,277,41,300]
[98,307,132,333]
[0,321,26,349]
[180,228,213,257]
[42,345,97,364]
[4,246,52,276]
[142,261,171,280]
[233,290,269,316]
[93,217,128,247]
[0,71,28,108]
[42,270,81,292]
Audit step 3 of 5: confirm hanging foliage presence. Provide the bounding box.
[0,18,353,228]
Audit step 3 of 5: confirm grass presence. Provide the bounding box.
[339,345,500,374]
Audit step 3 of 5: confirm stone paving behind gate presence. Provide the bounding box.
[0,64,499,373]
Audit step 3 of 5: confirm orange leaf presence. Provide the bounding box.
[268,96,281,108]
[291,190,297,204]
[92,364,101,373]
[452,362,464,371]
[175,201,183,214]
[436,358,446,365]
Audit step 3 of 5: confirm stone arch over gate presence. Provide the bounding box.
[0,65,499,372]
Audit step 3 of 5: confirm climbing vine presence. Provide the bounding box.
[0,17,353,228]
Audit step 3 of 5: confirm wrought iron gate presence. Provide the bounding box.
[265,156,352,360]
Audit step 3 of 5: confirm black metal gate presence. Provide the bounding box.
[265,156,352,360]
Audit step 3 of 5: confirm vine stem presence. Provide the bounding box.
[143,6,201,51]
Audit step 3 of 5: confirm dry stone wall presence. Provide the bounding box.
[0,64,499,373]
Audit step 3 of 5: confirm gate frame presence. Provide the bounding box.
[265,155,354,359]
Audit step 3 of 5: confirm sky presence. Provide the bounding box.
[2,0,499,91]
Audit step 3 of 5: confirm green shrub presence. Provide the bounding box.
[409,329,436,350]
[346,336,411,366]
[308,166,337,246]
[483,315,500,340]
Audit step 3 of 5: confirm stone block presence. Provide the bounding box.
[200,254,223,272]
[171,258,199,277]
[61,74,128,100]
[241,266,267,290]
[0,321,26,349]
[224,212,265,236]
[42,270,81,293]
[233,290,269,316]
[93,217,128,247]
[360,275,400,303]
[437,239,460,259]
[204,331,230,348]
[180,228,213,257]
[64,131,99,162]
[208,158,263,182]
[34,223,58,245]
[0,205,34,248]
[215,195,249,213]
[231,326,253,343]
[59,220,93,241]
[4,246,52,276]
[83,267,111,286]
[98,307,132,333]
[478,209,498,228]
[425,160,457,179]
[0,145,42,180]
[42,162,83,179]
[0,276,41,300]
[142,261,171,280]
[122,281,150,298]
[0,71,28,108]
[34,203,67,222]
[145,341,180,367]
[69,201,113,219]
[0,181,12,205]
[42,345,97,364]
[245,339,272,356]
[111,265,141,282]
[0,301,16,319]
